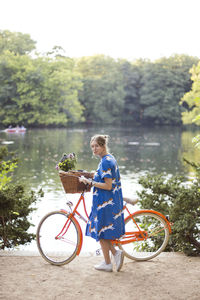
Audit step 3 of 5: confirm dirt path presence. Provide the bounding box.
[0,253,200,300]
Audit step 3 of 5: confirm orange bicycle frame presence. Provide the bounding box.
[58,193,89,255]
[54,192,172,254]
[113,204,172,246]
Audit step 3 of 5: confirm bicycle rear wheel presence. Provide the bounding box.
[119,211,170,261]
[36,211,80,265]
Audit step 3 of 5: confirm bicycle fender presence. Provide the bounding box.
[72,216,83,255]
[60,211,83,256]
[126,209,172,234]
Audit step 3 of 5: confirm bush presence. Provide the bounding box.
[0,146,18,189]
[137,173,200,256]
[0,146,43,250]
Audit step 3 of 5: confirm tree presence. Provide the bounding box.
[0,51,84,126]
[118,59,142,122]
[0,30,199,127]
[140,55,198,124]
[180,60,200,126]
[0,31,84,127]
[76,55,125,123]
[0,146,43,249]
[0,30,36,55]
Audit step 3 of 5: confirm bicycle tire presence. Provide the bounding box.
[119,211,170,261]
[36,211,80,266]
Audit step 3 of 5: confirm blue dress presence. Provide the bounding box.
[86,154,125,241]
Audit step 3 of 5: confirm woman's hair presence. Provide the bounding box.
[90,135,110,149]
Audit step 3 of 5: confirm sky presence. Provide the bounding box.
[0,0,200,61]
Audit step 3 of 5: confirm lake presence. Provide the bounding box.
[1,125,200,254]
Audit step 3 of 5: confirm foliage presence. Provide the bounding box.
[0,146,18,190]
[57,152,77,172]
[0,146,43,249]
[0,184,43,249]
[118,59,143,122]
[137,172,200,256]
[76,54,198,125]
[183,157,200,180]
[0,30,84,127]
[140,55,199,124]
[0,51,84,126]
[0,30,36,55]
[76,55,125,123]
[192,134,200,149]
[180,61,200,125]
[0,29,199,127]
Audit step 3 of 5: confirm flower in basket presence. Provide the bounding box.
[56,153,77,172]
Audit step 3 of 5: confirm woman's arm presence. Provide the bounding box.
[79,176,112,191]
[92,177,112,191]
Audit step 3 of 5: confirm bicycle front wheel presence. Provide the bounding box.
[119,211,170,261]
[36,211,80,265]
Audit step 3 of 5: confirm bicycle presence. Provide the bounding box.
[36,184,172,266]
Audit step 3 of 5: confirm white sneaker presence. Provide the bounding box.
[114,250,124,272]
[94,261,113,272]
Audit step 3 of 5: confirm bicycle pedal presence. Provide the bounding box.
[96,249,101,256]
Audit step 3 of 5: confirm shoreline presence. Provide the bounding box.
[0,249,184,257]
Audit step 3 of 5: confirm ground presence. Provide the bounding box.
[0,252,200,300]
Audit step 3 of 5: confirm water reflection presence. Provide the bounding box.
[1,125,200,190]
[180,130,200,174]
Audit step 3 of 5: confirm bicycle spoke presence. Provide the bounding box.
[119,211,170,261]
[57,236,77,246]
[37,211,80,265]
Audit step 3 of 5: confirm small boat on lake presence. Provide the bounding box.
[5,126,26,133]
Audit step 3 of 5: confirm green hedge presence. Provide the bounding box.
[137,172,200,256]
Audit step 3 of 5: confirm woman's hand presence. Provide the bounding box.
[79,176,92,185]
[79,176,112,190]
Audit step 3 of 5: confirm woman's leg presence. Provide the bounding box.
[96,239,124,271]
[99,239,117,264]
[109,241,117,256]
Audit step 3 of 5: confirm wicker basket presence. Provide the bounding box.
[59,170,94,194]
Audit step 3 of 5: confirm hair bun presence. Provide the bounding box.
[90,134,110,148]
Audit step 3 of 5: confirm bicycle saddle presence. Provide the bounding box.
[123,197,138,206]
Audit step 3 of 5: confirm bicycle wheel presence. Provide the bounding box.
[36,211,80,265]
[119,211,170,261]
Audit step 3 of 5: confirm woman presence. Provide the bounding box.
[79,135,125,272]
